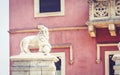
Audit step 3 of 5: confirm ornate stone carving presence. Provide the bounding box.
[87,0,120,37]
[94,1,109,17]
[10,25,59,75]
[88,0,120,21]
[89,0,110,21]
[20,25,51,54]
[115,0,120,16]
[112,42,120,75]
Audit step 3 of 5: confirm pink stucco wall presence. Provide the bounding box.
[10,0,120,75]
[10,0,88,29]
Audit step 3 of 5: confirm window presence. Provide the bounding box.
[55,57,61,75]
[105,51,118,75]
[34,0,65,17]
[51,52,65,75]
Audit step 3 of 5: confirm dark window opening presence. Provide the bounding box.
[109,55,115,75]
[55,57,61,70]
[39,0,61,13]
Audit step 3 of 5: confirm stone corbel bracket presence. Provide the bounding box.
[88,25,96,37]
[87,23,117,37]
[96,43,118,64]
[108,24,116,36]
[52,43,73,64]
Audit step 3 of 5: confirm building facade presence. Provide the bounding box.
[9,0,120,75]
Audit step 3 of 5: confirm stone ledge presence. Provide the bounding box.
[10,53,58,62]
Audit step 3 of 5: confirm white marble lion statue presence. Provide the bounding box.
[20,25,51,54]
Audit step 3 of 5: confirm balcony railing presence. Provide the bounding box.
[86,0,120,37]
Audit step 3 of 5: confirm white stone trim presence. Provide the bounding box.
[96,43,118,63]
[51,52,65,75]
[105,51,120,75]
[52,43,73,64]
[34,0,65,17]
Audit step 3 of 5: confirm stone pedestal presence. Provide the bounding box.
[112,54,120,75]
[10,53,58,75]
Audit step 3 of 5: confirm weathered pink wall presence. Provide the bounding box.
[10,0,88,29]
[9,0,120,75]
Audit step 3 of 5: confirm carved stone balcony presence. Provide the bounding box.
[86,0,120,37]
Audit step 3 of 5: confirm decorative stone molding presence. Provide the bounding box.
[87,0,120,37]
[52,43,73,64]
[88,25,96,37]
[108,24,116,36]
[25,43,74,64]
[34,0,65,17]
[105,51,120,75]
[88,0,110,21]
[9,26,87,34]
[51,52,65,75]
[96,43,118,64]
[112,42,120,75]
[112,53,120,75]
